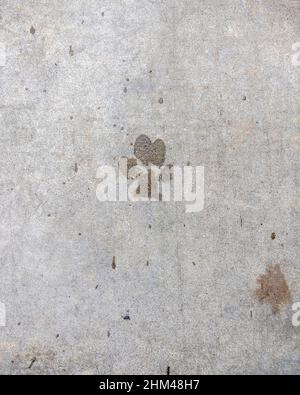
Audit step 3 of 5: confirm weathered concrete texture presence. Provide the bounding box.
[0,0,299,374]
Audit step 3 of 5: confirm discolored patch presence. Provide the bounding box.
[30,26,36,35]
[256,264,291,313]
[127,157,137,173]
[119,157,137,180]
[134,135,166,167]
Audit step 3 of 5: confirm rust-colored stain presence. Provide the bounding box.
[256,264,291,313]
[134,135,166,166]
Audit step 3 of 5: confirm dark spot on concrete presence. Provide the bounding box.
[250,310,253,319]
[126,78,130,82]
[192,262,196,266]
[240,216,243,227]
[75,163,78,173]
[81,20,85,24]
[146,261,149,266]
[78,233,82,236]
[102,12,105,17]
[107,331,110,337]
[48,214,51,217]
[271,232,276,240]
[149,70,153,74]
[30,26,35,35]
[123,315,130,321]
[95,285,99,289]
[127,157,137,176]
[167,366,170,375]
[43,89,47,93]
[134,134,166,166]
[56,334,59,338]
[158,97,164,104]
[242,96,247,101]
[69,45,74,57]
[112,256,116,270]
[28,357,36,369]
[113,124,117,128]
[11,361,14,364]
[148,224,152,229]
[256,264,291,313]
[70,116,73,120]
[123,87,128,93]
[17,322,21,326]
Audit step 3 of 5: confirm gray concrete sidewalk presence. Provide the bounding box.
[0,0,299,374]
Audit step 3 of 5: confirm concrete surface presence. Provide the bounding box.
[0,0,299,375]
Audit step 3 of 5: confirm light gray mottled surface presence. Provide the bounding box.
[0,0,299,375]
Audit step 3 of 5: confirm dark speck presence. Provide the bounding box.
[112,256,116,270]
[30,26,36,35]
[271,232,276,240]
[167,366,170,375]
[102,12,105,17]
[56,334,59,338]
[242,96,247,101]
[123,87,128,93]
[159,97,164,104]
[69,45,74,57]
[123,315,130,321]
[75,163,78,173]
[78,233,82,236]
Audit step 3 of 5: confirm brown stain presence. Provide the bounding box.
[256,264,291,313]
[134,135,166,167]
[127,157,137,175]
[271,232,276,240]
[112,256,116,270]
